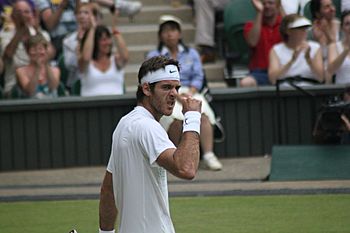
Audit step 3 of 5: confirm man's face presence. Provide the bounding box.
[262,0,279,18]
[13,1,35,26]
[77,5,93,29]
[148,80,180,118]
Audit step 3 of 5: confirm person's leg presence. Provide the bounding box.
[200,114,214,153]
[194,0,216,47]
[194,0,229,63]
[240,76,258,87]
[167,115,222,170]
[200,114,223,170]
[240,70,270,87]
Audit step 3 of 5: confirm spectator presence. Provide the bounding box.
[147,15,223,171]
[240,0,283,87]
[78,19,128,96]
[0,0,54,97]
[193,0,230,63]
[269,14,324,85]
[16,34,60,98]
[0,0,36,30]
[34,0,141,59]
[34,0,80,59]
[62,2,102,91]
[327,10,350,84]
[99,56,201,233]
[310,0,340,47]
[281,0,310,15]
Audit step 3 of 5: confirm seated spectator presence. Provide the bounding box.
[240,0,283,87]
[193,0,230,63]
[147,15,223,170]
[327,10,350,84]
[310,0,341,84]
[269,14,324,85]
[78,19,128,96]
[16,34,60,98]
[0,0,54,97]
[36,0,139,60]
[63,2,102,91]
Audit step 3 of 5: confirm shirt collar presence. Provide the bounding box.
[160,44,185,56]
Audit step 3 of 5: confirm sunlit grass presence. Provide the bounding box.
[1,194,349,233]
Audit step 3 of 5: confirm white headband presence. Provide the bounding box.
[140,64,180,84]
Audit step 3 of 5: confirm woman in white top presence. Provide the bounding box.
[269,14,324,85]
[327,10,350,84]
[78,15,128,96]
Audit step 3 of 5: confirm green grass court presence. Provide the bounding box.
[1,194,350,233]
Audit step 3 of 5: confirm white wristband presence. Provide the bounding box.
[99,229,115,233]
[183,111,201,134]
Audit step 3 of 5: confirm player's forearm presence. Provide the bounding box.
[173,131,200,180]
[99,172,117,231]
[3,32,22,60]
[43,5,66,31]
[246,12,263,47]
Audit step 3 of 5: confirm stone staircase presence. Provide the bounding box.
[101,0,228,93]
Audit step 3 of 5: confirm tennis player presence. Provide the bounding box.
[98,55,202,233]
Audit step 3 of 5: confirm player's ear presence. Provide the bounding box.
[142,83,152,96]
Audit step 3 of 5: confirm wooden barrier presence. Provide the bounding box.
[0,85,345,171]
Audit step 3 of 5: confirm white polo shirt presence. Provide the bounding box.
[107,106,176,233]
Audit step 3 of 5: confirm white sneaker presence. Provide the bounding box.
[203,152,223,171]
[116,0,142,18]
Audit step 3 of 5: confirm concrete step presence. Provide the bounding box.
[119,23,194,46]
[102,5,193,26]
[128,43,198,65]
[141,0,189,7]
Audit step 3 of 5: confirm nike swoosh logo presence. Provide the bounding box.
[169,70,177,73]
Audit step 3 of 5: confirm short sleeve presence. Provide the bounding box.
[243,21,254,43]
[139,120,176,165]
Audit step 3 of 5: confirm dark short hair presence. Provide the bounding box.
[136,56,180,102]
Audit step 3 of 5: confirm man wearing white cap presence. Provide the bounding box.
[98,56,202,233]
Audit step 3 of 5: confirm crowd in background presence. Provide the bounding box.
[1,0,350,100]
[0,0,140,98]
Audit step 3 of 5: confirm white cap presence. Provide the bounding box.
[288,17,312,29]
[159,15,182,27]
